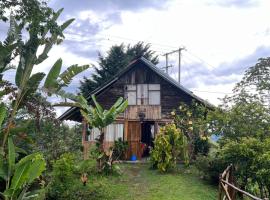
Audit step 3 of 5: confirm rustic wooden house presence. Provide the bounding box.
[59,57,210,159]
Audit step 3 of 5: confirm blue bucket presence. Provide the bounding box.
[130,154,137,161]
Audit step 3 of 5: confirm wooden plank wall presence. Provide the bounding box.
[124,105,161,120]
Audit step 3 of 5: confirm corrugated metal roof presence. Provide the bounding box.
[59,57,213,121]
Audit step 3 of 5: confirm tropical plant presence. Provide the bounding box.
[150,124,189,172]
[0,0,90,150]
[111,138,128,161]
[78,95,128,172]
[79,42,159,97]
[0,137,46,200]
[172,101,210,158]
[54,94,129,172]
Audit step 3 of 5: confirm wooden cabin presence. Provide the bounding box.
[59,57,210,160]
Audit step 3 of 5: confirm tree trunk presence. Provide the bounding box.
[97,128,105,172]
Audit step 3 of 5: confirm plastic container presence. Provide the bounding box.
[130,154,137,161]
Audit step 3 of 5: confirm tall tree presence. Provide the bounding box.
[79,42,159,97]
[0,0,89,148]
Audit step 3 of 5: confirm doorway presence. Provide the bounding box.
[141,121,155,157]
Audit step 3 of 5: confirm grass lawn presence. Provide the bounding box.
[91,163,217,200]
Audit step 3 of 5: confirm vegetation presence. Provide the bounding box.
[194,58,270,199]
[150,124,189,172]
[79,42,159,97]
[47,157,217,200]
[79,95,128,173]
[0,0,89,198]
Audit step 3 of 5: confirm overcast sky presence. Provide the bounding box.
[3,0,270,116]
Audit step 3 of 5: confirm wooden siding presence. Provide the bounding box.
[124,105,161,120]
[93,63,194,121]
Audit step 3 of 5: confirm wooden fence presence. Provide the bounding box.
[218,164,267,200]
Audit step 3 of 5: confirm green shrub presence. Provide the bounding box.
[150,124,189,172]
[112,138,128,161]
[47,153,77,199]
[193,135,210,156]
[195,153,226,184]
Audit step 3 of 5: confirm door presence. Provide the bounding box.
[127,121,141,159]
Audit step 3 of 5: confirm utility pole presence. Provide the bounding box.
[163,47,186,83]
[178,47,186,83]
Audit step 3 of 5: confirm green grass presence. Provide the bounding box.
[90,164,217,200]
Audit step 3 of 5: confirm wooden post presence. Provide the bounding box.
[218,174,222,200]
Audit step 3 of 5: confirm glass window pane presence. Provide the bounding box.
[127,84,136,91]
[128,91,136,105]
[105,124,114,142]
[149,84,160,90]
[115,124,124,140]
[149,91,160,105]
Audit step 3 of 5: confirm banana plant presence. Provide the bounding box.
[0,138,46,200]
[0,103,46,200]
[53,94,128,171]
[1,8,90,148]
[80,95,128,171]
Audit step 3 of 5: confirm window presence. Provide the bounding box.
[126,85,136,105]
[126,84,160,105]
[137,84,148,105]
[149,84,160,105]
[86,124,124,142]
[105,123,124,142]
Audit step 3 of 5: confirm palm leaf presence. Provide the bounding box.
[59,64,89,86]
[44,58,62,91]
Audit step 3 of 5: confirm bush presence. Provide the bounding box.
[47,153,118,199]
[47,153,77,199]
[150,124,189,172]
[112,138,128,161]
[195,153,226,184]
[193,135,210,156]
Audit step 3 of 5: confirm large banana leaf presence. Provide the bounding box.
[23,72,45,98]
[60,18,75,31]
[0,155,8,181]
[8,137,15,177]
[91,95,104,114]
[0,103,6,129]
[59,64,89,86]
[6,153,46,198]
[44,58,62,90]
[7,161,30,198]
[15,57,25,87]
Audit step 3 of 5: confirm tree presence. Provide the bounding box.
[0,1,89,198]
[235,57,270,106]
[79,42,159,97]
[0,0,89,149]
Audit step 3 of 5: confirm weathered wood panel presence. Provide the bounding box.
[126,121,141,159]
[124,105,161,120]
